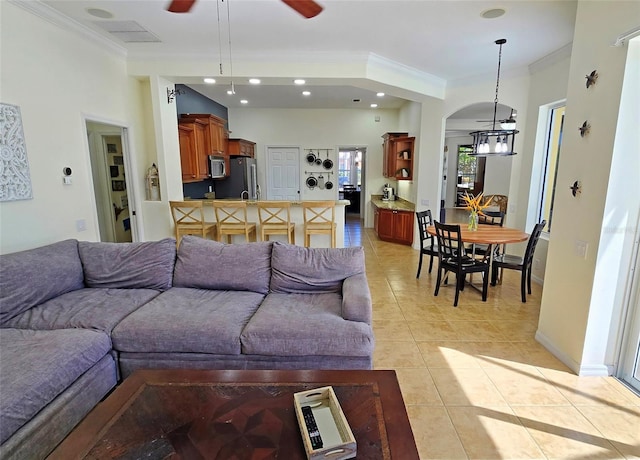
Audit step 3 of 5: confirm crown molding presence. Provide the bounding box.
[9,0,127,57]
[528,42,573,75]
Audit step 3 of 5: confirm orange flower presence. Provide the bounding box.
[462,192,492,215]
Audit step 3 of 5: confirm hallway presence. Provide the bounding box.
[344,215,640,459]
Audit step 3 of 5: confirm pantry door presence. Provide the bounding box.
[266,147,300,201]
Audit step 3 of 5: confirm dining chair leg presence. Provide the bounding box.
[416,254,424,279]
[428,255,434,274]
[434,266,443,297]
[521,271,527,303]
[453,276,460,307]
[482,270,489,301]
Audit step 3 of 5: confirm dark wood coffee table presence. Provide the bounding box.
[49,369,419,459]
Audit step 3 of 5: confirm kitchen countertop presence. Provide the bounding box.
[186,198,350,206]
[371,196,415,212]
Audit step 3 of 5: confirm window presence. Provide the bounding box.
[338,149,362,188]
[539,105,565,232]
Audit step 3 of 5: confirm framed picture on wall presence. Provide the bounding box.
[113,155,124,165]
[112,180,126,192]
[110,165,119,178]
[107,143,118,153]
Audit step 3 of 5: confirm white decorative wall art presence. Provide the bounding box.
[0,103,33,201]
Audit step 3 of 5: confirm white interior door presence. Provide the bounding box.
[266,147,300,200]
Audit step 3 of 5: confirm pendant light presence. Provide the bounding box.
[469,39,519,157]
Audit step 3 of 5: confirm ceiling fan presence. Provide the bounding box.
[477,108,517,129]
[167,0,323,18]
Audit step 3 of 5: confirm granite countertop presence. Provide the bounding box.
[371,195,415,212]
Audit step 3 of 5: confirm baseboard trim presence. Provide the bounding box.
[535,330,611,376]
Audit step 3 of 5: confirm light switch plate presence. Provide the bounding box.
[575,240,588,259]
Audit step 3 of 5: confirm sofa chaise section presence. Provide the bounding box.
[0,328,116,460]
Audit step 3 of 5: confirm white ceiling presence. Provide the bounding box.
[34,0,577,112]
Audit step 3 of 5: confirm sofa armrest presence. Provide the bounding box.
[341,273,372,324]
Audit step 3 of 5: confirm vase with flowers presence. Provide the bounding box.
[462,192,491,231]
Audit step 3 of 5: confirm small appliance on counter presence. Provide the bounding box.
[382,184,395,201]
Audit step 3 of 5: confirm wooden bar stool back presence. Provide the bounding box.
[302,201,337,248]
[212,201,257,243]
[169,201,217,248]
[257,201,295,244]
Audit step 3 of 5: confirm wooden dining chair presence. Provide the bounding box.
[212,201,257,243]
[169,201,217,248]
[434,221,489,307]
[302,201,337,247]
[491,220,546,302]
[486,194,508,214]
[257,201,295,244]
[416,210,438,278]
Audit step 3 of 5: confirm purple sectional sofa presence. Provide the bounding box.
[0,236,373,459]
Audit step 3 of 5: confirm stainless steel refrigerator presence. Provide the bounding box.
[214,157,258,200]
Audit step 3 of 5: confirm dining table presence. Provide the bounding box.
[427,223,529,284]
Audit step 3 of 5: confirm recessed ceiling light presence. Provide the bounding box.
[227,90,234,95]
[203,78,216,84]
[249,78,261,85]
[376,92,385,97]
[481,8,506,19]
[294,79,306,85]
[302,91,311,96]
[370,103,378,108]
[87,8,113,18]
[240,99,249,104]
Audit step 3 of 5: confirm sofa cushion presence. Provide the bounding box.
[78,238,176,291]
[3,288,161,335]
[0,239,84,325]
[241,293,374,357]
[0,328,112,444]
[270,242,365,294]
[173,236,272,295]
[112,287,265,355]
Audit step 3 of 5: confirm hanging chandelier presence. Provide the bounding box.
[469,39,518,157]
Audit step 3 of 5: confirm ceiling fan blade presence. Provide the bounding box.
[167,0,197,13]
[281,0,323,18]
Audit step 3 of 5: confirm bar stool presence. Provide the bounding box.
[169,201,217,248]
[302,201,336,248]
[257,201,295,244]
[212,201,257,243]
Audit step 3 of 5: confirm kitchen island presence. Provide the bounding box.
[191,199,349,248]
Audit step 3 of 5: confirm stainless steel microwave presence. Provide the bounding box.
[209,156,226,179]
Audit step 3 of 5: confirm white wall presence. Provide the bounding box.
[536,1,640,375]
[521,47,572,283]
[0,2,152,253]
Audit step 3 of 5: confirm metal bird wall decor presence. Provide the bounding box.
[579,121,591,138]
[570,181,582,197]
[585,70,598,88]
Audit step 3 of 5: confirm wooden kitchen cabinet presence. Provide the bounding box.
[178,120,210,182]
[375,207,414,245]
[180,114,228,156]
[382,132,415,181]
[227,138,256,158]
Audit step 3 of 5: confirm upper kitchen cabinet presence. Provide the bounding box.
[180,114,228,157]
[178,119,209,182]
[227,139,256,158]
[382,132,415,181]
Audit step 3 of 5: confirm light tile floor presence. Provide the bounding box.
[344,214,640,459]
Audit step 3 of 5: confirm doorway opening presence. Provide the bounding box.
[338,147,366,217]
[85,120,135,243]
